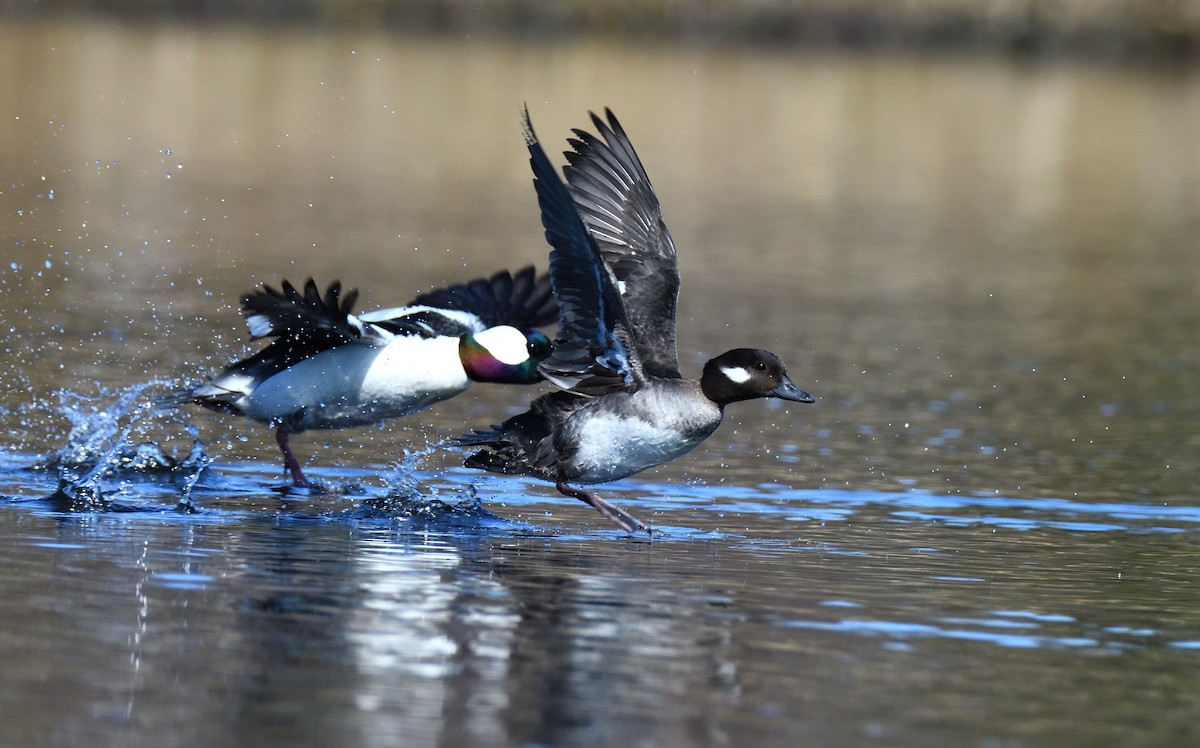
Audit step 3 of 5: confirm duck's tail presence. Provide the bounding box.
[152,380,246,417]
[455,425,532,476]
[460,447,536,476]
[456,390,580,479]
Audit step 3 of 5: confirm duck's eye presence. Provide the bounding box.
[755,361,768,372]
[527,337,550,357]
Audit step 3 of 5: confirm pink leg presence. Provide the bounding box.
[275,428,310,487]
[555,479,649,534]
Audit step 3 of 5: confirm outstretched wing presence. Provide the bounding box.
[241,279,377,345]
[562,109,681,379]
[524,107,641,395]
[406,265,557,330]
[164,278,372,410]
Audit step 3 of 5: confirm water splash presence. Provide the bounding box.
[380,442,441,500]
[361,441,486,521]
[33,381,210,511]
[36,381,173,470]
[174,440,212,513]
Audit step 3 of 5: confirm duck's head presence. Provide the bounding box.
[700,348,814,406]
[460,326,553,384]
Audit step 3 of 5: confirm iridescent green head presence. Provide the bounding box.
[459,326,552,384]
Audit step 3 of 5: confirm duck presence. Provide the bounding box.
[165,266,556,487]
[458,109,814,533]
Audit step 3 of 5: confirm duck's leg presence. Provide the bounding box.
[275,427,310,487]
[555,479,649,534]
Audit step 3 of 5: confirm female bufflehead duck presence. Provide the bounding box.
[459,109,814,533]
[168,266,555,487]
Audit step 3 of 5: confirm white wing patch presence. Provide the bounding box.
[345,313,368,337]
[245,313,273,338]
[359,305,483,333]
[720,365,752,384]
[474,325,529,365]
[244,311,369,340]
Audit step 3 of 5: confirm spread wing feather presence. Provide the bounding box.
[406,266,557,331]
[523,107,641,395]
[241,278,377,351]
[562,109,681,379]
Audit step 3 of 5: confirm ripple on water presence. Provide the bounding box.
[778,617,1105,650]
[3,382,1200,548]
[148,571,217,590]
[6,445,1200,541]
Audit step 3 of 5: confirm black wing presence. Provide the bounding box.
[406,265,557,330]
[524,107,641,395]
[241,278,372,344]
[562,109,681,379]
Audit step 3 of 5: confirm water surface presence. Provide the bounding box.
[2,19,1199,748]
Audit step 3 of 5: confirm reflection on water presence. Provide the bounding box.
[3,488,1200,747]
[2,17,1200,748]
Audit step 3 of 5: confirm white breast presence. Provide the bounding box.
[568,387,723,484]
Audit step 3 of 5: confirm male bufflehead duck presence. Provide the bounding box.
[459,109,814,532]
[167,266,555,487]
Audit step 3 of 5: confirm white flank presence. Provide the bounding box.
[473,325,529,365]
[245,335,468,429]
[720,365,752,384]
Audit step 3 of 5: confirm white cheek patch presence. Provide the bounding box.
[474,325,529,365]
[720,365,752,384]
